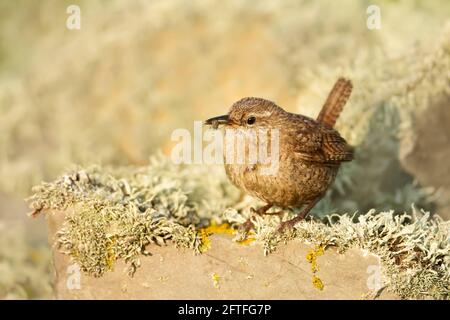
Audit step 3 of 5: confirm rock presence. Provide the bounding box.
[47,209,399,300]
[399,93,450,220]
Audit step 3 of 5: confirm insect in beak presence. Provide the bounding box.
[204,115,229,129]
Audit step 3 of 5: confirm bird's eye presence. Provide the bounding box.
[247,116,256,125]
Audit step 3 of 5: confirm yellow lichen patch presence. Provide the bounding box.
[236,236,256,246]
[105,238,117,270]
[211,273,220,288]
[198,223,236,253]
[312,275,324,290]
[310,254,321,273]
[198,229,211,253]
[203,222,235,235]
[306,245,325,290]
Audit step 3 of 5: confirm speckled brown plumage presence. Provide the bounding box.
[205,78,354,232]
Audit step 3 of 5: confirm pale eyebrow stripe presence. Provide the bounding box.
[239,110,272,122]
[260,111,272,117]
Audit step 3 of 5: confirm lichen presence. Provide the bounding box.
[198,223,237,253]
[28,155,240,276]
[29,158,449,299]
[224,205,450,299]
[198,229,211,253]
[306,245,325,290]
[211,273,220,289]
[312,275,324,291]
[3,0,448,300]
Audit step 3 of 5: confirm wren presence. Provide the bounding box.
[205,78,354,232]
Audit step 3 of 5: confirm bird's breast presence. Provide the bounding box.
[224,154,338,207]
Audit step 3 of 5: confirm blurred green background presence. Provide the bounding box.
[0,0,449,299]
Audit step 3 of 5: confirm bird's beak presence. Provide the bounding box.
[204,114,229,126]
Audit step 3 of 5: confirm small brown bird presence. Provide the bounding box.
[205,78,354,232]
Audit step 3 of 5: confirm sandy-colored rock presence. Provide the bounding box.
[47,209,399,300]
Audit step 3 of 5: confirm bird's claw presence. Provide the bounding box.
[276,220,296,235]
[276,222,288,234]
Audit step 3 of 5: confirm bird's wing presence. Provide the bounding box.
[320,130,354,162]
[290,126,354,164]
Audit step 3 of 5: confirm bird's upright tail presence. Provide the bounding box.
[316,78,353,128]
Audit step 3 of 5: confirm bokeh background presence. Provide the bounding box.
[0,0,449,299]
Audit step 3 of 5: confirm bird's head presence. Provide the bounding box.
[204,97,285,129]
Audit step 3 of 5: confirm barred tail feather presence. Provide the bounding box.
[317,78,353,128]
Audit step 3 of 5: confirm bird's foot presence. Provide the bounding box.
[276,220,296,234]
[239,218,255,234]
[276,215,305,234]
[250,204,272,216]
[243,204,284,234]
[251,204,284,217]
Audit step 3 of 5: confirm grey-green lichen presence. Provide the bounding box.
[29,156,449,299]
[29,155,240,276]
[225,206,449,299]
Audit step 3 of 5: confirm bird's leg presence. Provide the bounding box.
[257,204,288,217]
[240,219,255,233]
[262,210,284,217]
[240,203,273,233]
[255,204,285,217]
[252,203,274,216]
[277,198,320,234]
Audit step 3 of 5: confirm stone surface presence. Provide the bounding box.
[47,209,399,300]
[399,93,450,220]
